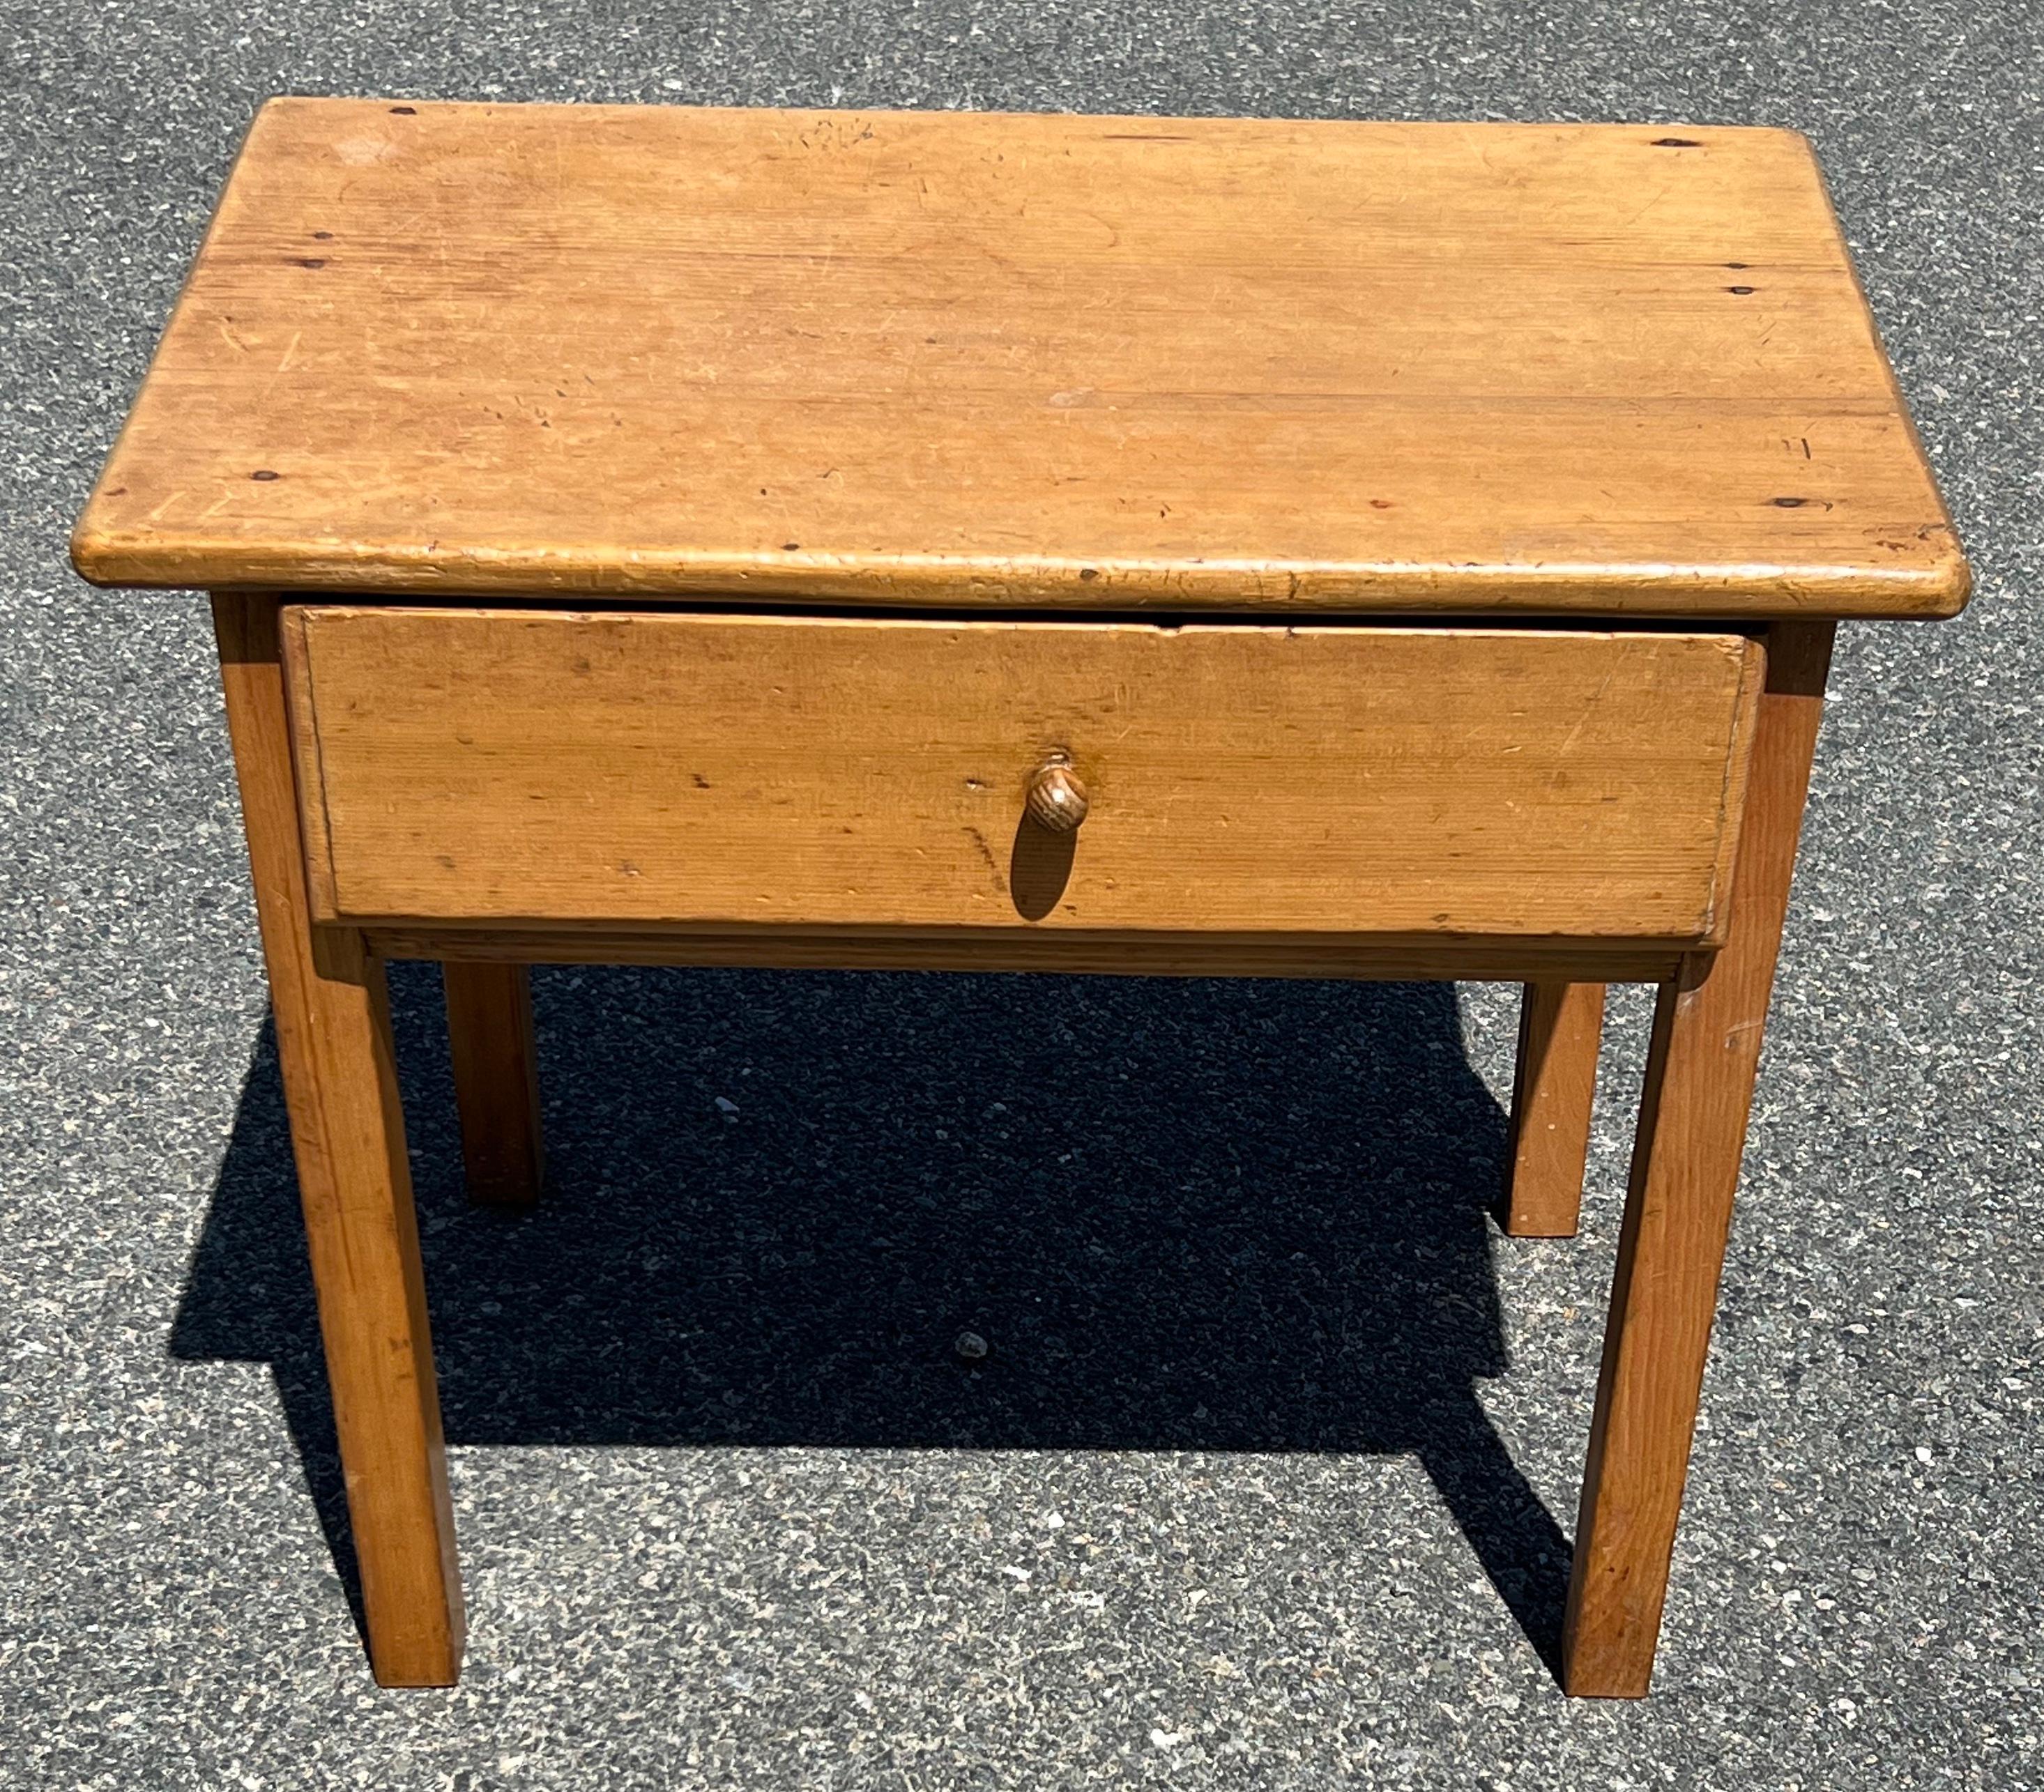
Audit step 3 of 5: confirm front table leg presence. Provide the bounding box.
[1562,622,1833,1696]
[214,592,465,1687]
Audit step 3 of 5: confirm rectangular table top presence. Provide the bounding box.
[73,98,1967,618]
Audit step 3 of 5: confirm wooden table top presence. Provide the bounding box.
[73,98,1966,618]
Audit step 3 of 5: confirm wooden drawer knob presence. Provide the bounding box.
[1025,753,1090,833]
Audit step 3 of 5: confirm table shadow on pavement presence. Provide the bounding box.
[171,965,1574,1676]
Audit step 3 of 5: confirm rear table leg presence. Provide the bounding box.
[1502,981,1606,1238]
[444,962,545,1207]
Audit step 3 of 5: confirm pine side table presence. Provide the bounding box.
[73,98,1967,1697]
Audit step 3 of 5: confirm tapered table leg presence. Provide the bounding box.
[1562,622,1833,1697]
[444,962,545,1206]
[214,592,465,1688]
[1502,981,1606,1237]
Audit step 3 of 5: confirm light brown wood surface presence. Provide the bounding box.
[443,962,544,1205]
[279,607,1764,941]
[212,592,464,1687]
[1502,980,1606,1237]
[75,100,1964,618]
[1562,620,1834,1697]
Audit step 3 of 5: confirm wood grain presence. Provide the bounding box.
[1502,980,1606,1238]
[1562,620,1835,1697]
[211,592,464,1687]
[280,607,1765,942]
[75,100,1965,618]
[443,961,544,1206]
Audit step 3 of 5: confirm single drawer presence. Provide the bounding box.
[282,607,1764,943]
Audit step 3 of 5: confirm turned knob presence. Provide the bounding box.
[1024,753,1090,833]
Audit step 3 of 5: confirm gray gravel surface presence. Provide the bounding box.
[3,2,2041,1786]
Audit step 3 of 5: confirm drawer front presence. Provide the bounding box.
[282,607,1763,942]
